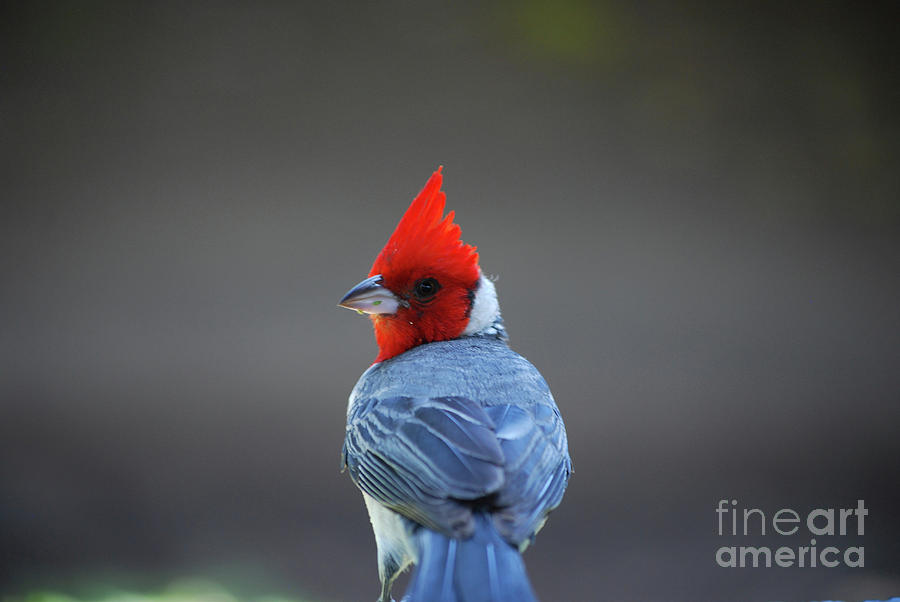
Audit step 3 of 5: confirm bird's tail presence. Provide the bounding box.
[402,513,538,602]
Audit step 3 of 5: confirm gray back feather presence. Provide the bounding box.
[344,336,570,547]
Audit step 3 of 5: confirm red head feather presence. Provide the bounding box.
[368,167,481,362]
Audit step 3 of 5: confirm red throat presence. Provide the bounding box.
[369,168,480,362]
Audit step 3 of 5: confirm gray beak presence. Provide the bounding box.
[338,275,403,315]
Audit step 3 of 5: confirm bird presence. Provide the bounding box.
[338,167,571,602]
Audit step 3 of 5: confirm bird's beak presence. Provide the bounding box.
[338,275,403,315]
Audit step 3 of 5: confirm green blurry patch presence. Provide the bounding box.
[496,0,629,67]
[7,579,315,602]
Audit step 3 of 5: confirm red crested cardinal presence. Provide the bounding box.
[339,168,571,602]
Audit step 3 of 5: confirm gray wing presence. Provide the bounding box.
[343,393,571,545]
[343,395,506,537]
[487,402,571,546]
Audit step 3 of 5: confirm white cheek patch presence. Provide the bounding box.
[463,274,501,336]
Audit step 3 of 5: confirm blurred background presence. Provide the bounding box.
[2,2,899,601]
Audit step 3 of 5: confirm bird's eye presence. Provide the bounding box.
[413,278,440,300]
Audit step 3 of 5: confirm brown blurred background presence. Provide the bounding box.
[2,2,899,601]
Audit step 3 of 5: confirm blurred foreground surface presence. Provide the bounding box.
[2,2,899,601]
[4,579,314,602]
